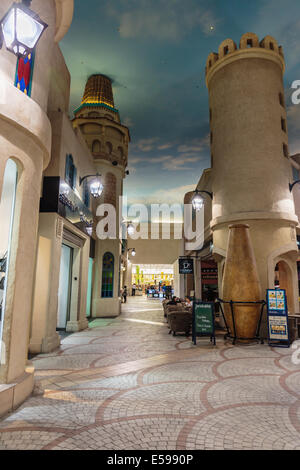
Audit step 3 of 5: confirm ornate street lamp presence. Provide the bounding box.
[127,222,135,236]
[192,189,213,212]
[128,248,136,257]
[86,224,93,237]
[80,173,104,199]
[0,0,48,57]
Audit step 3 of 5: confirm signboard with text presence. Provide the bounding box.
[179,258,194,275]
[266,289,290,348]
[192,301,216,345]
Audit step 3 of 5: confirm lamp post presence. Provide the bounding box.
[79,173,104,199]
[192,189,213,212]
[0,0,48,57]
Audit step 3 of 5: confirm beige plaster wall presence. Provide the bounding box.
[126,223,183,265]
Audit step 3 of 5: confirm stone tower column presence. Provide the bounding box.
[206,33,299,317]
[72,74,130,317]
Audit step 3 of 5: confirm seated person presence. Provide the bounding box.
[185,296,193,307]
[167,296,180,305]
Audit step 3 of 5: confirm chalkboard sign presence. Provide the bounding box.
[192,301,216,345]
[266,289,290,348]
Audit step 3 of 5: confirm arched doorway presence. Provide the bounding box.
[274,261,295,313]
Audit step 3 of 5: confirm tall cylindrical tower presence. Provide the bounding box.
[72,74,130,317]
[206,33,299,316]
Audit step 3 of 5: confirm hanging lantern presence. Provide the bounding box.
[86,225,93,237]
[127,223,135,236]
[0,1,48,58]
[89,175,103,198]
[192,191,204,212]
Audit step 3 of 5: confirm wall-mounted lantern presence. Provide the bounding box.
[192,188,213,212]
[80,173,104,199]
[0,0,48,57]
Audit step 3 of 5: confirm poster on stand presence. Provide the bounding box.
[266,289,290,347]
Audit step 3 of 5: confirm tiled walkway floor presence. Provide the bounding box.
[0,296,299,450]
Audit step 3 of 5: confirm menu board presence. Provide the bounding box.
[192,301,215,345]
[266,289,289,345]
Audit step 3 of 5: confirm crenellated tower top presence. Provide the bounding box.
[205,33,285,87]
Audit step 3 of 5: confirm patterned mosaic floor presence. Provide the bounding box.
[0,296,299,450]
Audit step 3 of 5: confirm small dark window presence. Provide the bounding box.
[281,118,286,133]
[210,132,213,144]
[279,92,284,107]
[65,154,77,189]
[83,179,90,208]
[283,143,289,158]
[247,39,253,48]
[270,42,274,50]
[209,109,212,122]
[209,60,212,67]
[292,166,299,182]
[224,46,229,55]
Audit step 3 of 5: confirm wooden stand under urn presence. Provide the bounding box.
[222,224,263,342]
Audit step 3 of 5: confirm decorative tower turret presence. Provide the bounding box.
[206,33,299,316]
[73,74,130,317]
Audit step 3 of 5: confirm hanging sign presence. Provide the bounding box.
[266,289,290,348]
[179,258,194,275]
[192,301,216,345]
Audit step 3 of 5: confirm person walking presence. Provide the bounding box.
[122,286,128,303]
[132,283,136,296]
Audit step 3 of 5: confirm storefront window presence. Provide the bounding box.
[101,252,114,298]
[0,160,18,362]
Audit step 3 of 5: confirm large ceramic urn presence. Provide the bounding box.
[222,224,262,341]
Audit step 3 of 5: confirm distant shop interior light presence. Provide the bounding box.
[192,189,213,212]
[0,0,48,57]
[80,173,103,199]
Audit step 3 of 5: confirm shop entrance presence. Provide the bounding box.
[57,244,73,329]
[201,260,218,302]
[274,261,295,313]
[132,264,174,298]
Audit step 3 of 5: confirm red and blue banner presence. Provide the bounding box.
[14,52,35,96]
